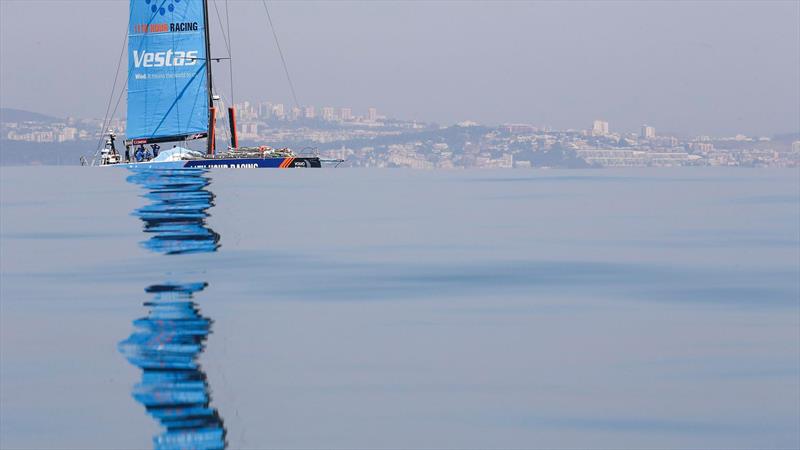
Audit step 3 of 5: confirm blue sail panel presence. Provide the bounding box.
[127,0,208,141]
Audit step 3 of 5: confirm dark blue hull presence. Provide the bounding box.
[184,157,321,168]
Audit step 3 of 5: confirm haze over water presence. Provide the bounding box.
[1,167,798,448]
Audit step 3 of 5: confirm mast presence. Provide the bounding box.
[202,0,215,155]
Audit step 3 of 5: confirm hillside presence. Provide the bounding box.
[0,108,62,123]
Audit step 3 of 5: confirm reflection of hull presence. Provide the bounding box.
[116,157,322,169]
[127,168,220,255]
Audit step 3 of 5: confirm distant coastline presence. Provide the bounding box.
[1,107,798,167]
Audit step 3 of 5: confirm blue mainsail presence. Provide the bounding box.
[127,0,208,141]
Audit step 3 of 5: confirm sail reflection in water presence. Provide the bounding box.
[128,169,220,255]
[120,168,226,449]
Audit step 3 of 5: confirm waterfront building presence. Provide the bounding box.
[592,120,609,136]
[272,103,285,119]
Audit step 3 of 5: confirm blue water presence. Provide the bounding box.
[1,167,798,449]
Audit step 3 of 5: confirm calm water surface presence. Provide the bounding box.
[1,167,798,449]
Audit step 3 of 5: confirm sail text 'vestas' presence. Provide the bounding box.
[132,49,199,68]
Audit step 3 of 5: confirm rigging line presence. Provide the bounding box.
[225,0,235,106]
[94,23,128,155]
[211,0,235,112]
[92,82,128,163]
[107,86,128,143]
[213,79,232,146]
[261,0,300,109]
[211,0,231,55]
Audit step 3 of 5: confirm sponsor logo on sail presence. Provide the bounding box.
[133,49,199,68]
[133,22,199,34]
[144,0,179,17]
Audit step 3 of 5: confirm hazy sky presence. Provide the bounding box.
[1,0,798,136]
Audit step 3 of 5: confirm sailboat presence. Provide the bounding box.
[95,0,336,169]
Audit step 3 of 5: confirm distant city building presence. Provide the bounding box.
[592,120,609,136]
[504,124,538,134]
[244,123,258,136]
[368,107,378,122]
[688,142,714,153]
[640,125,656,139]
[340,107,353,121]
[322,107,336,121]
[232,101,257,120]
[290,106,301,120]
[258,102,272,118]
[304,106,316,119]
[272,103,285,118]
[58,127,77,142]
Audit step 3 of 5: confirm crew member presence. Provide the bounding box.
[135,145,145,162]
